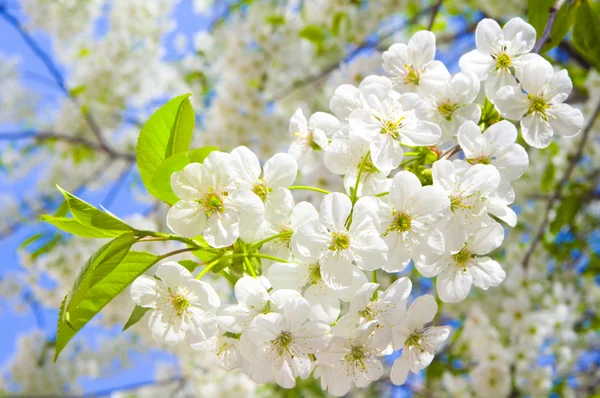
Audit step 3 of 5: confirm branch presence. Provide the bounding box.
[427,0,443,31]
[0,131,135,161]
[522,100,600,270]
[440,144,460,159]
[532,0,567,53]
[0,7,115,154]
[270,6,435,101]
[559,40,592,70]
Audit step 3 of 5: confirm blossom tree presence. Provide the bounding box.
[1,0,599,397]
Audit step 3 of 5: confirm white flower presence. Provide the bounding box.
[231,146,298,223]
[471,363,511,398]
[217,276,271,334]
[324,134,391,197]
[130,262,220,344]
[424,72,482,142]
[316,321,389,396]
[417,222,506,303]
[288,108,339,164]
[292,193,388,290]
[329,75,393,120]
[268,259,367,324]
[493,55,583,148]
[333,278,412,341]
[349,89,442,170]
[457,120,529,181]
[192,333,243,371]
[432,159,501,252]
[459,17,537,97]
[364,171,449,272]
[167,151,264,247]
[258,201,319,272]
[382,30,450,94]
[390,294,450,385]
[243,291,330,388]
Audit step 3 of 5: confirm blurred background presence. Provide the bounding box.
[0,0,599,396]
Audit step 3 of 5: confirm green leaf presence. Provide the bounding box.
[189,146,218,163]
[54,200,69,217]
[150,146,218,205]
[331,12,348,36]
[178,260,200,272]
[55,251,159,360]
[136,94,194,199]
[41,216,126,238]
[31,234,64,260]
[299,25,326,44]
[63,233,137,329]
[529,0,577,52]
[165,96,195,158]
[122,305,152,331]
[573,0,600,70]
[57,186,132,233]
[20,233,44,249]
[151,152,191,205]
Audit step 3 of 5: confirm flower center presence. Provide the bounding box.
[380,118,403,139]
[359,303,378,321]
[252,181,271,201]
[308,262,322,285]
[406,332,424,351]
[347,345,365,362]
[437,101,460,121]
[404,64,421,85]
[203,190,226,217]
[494,52,512,70]
[359,155,378,174]
[467,155,491,165]
[307,131,322,150]
[453,247,473,270]
[449,193,473,212]
[169,293,190,317]
[329,232,350,251]
[273,330,293,355]
[527,94,549,119]
[389,211,412,233]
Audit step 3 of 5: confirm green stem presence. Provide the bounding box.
[350,150,371,205]
[403,151,420,157]
[400,157,419,168]
[243,256,257,278]
[289,185,330,195]
[252,253,291,263]
[247,231,292,252]
[196,253,244,279]
[375,191,389,197]
[372,270,378,283]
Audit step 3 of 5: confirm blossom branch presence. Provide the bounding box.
[532,0,567,53]
[0,130,136,161]
[0,7,116,155]
[270,6,435,101]
[427,0,443,31]
[522,100,600,270]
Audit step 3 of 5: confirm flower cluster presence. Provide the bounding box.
[127,17,584,394]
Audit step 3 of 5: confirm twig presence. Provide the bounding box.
[522,100,600,270]
[0,131,135,161]
[532,0,567,53]
[440,144,460,160]
[0,8,113,153]
[427,0,443,31]
[270,6,435,101]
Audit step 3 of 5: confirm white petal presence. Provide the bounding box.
[436,268,473,303]
[309,112,340,137]
[130,275,159,308]
[370,133,404,171]
[502,17,536,53]
[408,30,436,67]
[156,262,192,288]
[521,114,554,148]
[304,284,340,324]
[231,146,261,186]
[289,108,308,134]
[469,257,506,290]
[268,262,308,291]
[265,188,294,224]
[204,211,239,248]
[320,253,355,290]
[170,163,204,200]
[234,276,269,308]
[459,50,492,80]
[400,120,442,147]
[493,86,529,120]
[476,19,503,55]
[548,103,584,138]
[406,294,438,325]
[290,201,319,229]
[264,153,298,188]
[319,193,352,232]
[520,56,554,94]
[390,354,411,385]
[166,200,206,238]
[469,221,505,254]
